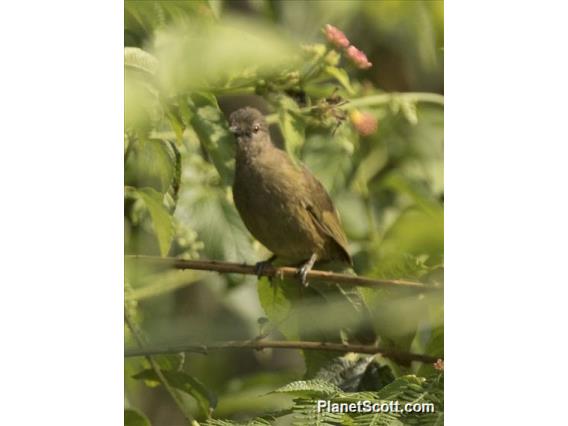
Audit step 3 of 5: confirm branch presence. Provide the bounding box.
[125,339,440,364]
[126,255,441,291]
[125,306,195,424]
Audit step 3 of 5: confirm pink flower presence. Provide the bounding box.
[324,24,350,49]
[346,45,372,69]
[350,110,378,136]
[433,359,444,371]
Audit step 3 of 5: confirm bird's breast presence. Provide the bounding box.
[233,154,325,260]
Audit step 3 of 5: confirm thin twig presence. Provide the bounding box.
[125,339,440,364]
[125,255,441,291]
[124,306,195,424]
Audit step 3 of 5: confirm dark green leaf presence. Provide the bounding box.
[133,369,217,418]
[187,93,235,186]
[124,408,151,426]
[164,139,182,211]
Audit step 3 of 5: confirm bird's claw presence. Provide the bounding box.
[297,253,317,287]
[298,264,310,287]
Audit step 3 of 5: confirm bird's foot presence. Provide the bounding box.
[254,255,277,279]
[297,253,318,287]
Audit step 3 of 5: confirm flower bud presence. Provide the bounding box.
[323,24,350,49]
[350,110,378,136]
[346,45,372,69]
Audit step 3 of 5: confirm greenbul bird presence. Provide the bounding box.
[228,107,352,286]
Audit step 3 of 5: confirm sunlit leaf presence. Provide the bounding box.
[276,95,305,162]
[273,379,341,398]
[154,16,297,93]
[323,66,355,94]
[125,138,177,194]
[134,187,174,256]
[125,47,158,75]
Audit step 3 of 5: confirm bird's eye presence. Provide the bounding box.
[252,124,260,133]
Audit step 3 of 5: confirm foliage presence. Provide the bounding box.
[124,1,443,425]
[203,373,443,426]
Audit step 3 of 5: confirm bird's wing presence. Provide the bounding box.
[300,164,353,265]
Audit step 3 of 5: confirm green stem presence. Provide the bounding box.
[349,92,444,109]
[265,91,443,124]
[124,306,195,424]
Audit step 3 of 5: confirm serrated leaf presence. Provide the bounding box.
[133,369,217,418]
[135,188,174,256]
[324,66,355,94]
[376,375,426,401]
[187,93,235,186]
[273,379,341,398]
[124,47,158,75]
[124,408,151,426]
[124,48,161,133]
[204,419,272,426]
[314,354,375,392]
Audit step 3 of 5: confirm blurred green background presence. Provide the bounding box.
[124,1,443,425]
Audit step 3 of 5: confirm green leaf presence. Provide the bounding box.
[257,267,375,377]
[256,275,339,377]
[276,96,305,161]
[124,47,158,75]
[124,48,161,133]
[125,138,177,194]
[166,110,185,144]
[273,379,341,398]
[134,187,174,256]
[133,369,217,418]
[186,93,235,186]
[360,204,443,361]
[180,186,254,262]
[124,408,151,426]
[324,66,355,94]
[417,304,444,376]
[164,139,182,211]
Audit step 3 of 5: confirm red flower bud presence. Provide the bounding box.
[346,45,372,69]
[324,24,350,49]
[350,110,378,136]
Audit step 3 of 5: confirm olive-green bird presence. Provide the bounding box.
[228,107,352,286]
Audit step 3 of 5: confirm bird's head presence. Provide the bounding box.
[228,107,269,147]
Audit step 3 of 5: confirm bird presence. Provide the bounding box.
[228,106,352,286]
